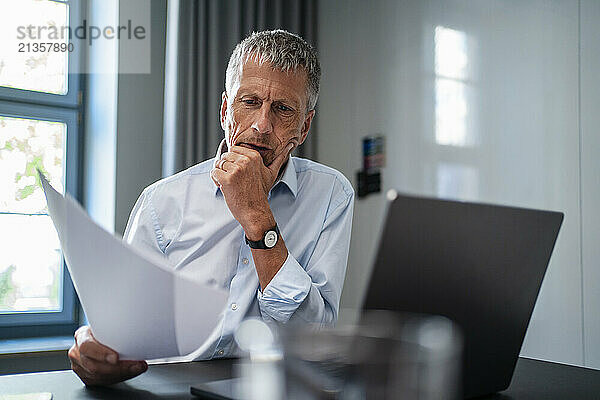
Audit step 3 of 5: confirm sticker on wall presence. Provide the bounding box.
[357,135,385,198]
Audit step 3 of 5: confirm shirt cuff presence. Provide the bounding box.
[257,252,312,323]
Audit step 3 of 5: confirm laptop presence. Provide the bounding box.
[362,191,563,398]
[192,192,563,399]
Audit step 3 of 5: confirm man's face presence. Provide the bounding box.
[220,59,315,166]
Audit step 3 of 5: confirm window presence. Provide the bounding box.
[0,0,82,339]
[433,26,480,202]
[434,26,475,147]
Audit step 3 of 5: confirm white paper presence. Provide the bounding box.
[39,172,228,360]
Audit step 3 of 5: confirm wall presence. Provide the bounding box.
[114,0,167,235]
[83,0,119,232]
[581,0,600,367]
[318,0,599,368]
[84,0,166,236]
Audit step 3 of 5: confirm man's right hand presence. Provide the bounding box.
[68,326,148,386]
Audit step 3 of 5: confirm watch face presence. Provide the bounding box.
[264,230,278,248]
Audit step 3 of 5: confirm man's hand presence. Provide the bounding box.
[210,143,294,239]
[68,326,147,386]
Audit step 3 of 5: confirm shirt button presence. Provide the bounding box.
[242,258,249,265]
[231,303,238,311]
[217,349,224,356]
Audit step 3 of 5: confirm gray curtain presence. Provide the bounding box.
[163,0,318,177]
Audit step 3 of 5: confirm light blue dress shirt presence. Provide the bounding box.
[123,146,354,360]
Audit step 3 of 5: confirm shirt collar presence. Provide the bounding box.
[213,139,297,198]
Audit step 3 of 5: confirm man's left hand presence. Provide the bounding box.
[210,143,294,238]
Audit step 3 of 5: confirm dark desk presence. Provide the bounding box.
[0,357,598,399]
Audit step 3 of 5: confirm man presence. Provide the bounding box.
[68,30,354,386]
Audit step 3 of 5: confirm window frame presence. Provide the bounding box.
[0,0,82,109]
[0,0,84,339]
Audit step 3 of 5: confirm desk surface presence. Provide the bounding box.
[1,357,599,399]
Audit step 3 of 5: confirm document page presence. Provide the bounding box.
[40,172,228,360]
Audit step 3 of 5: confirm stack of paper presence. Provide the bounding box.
[40,172,228,360]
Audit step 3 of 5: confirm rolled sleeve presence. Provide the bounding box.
[257,253,312,323]
[258,184,354,327]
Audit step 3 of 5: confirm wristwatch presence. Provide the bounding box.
[245,225,280,249]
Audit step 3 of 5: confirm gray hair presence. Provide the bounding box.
[225,29,321,112]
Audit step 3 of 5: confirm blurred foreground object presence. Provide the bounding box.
[280,311,462,399]
[234,318,285,400]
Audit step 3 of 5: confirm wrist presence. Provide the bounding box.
[243,212,277,241]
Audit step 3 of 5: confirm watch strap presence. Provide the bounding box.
[245,224,279,249]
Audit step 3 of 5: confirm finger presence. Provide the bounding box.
[70,352,102,383]
[117,360,148,381]
[68,344,82,368]
[219,153,248,171]
[210,168,221,187]
[220,151,247,164]
[78,354,125,376]
[229,145,262,159]
[219,159,240,173]
[71,360,98,385]
[211,171,221,188]
[73,361,147,386]
[71,361,88,380]
[211,168,227,186]
[80,359,146,379]
[268,143,294,173]
[71,353,147,386]
[75,327,118,364]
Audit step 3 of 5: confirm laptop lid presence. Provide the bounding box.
[362,192,563,398]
